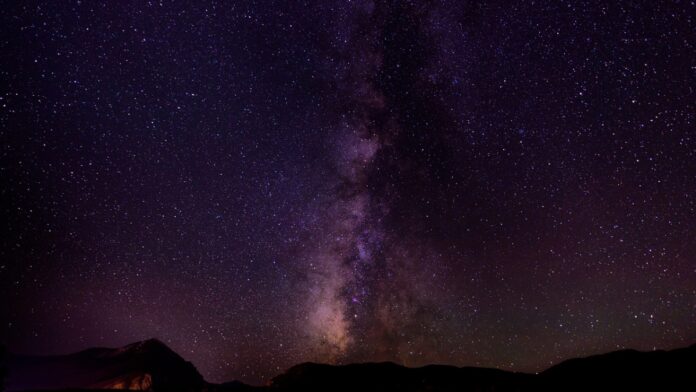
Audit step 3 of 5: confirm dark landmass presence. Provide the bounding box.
[4,339,203,392]
[4,340,695,392]
[538,343,696,391]
[269,361,535,392]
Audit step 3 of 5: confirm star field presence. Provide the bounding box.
[1,0,695,385]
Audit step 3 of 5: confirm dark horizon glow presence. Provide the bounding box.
[2,0,695,385]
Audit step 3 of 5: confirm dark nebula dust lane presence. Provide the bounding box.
[1,0,695,385]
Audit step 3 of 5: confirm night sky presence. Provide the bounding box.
[2,0,696,385]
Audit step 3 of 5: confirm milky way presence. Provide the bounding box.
[2,0,696,385]
[300,2,454,362]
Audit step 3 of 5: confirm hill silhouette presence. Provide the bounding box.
[5,339,203,391]
[538,343,696,391]
[4,340,695,391]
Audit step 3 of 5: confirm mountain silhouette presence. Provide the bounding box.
[5,339,203,391]
[538,343,696,391]
[4,340,695,391]
[270,361,535,392]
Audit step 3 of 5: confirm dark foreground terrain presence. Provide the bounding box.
[3,339,695,392]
